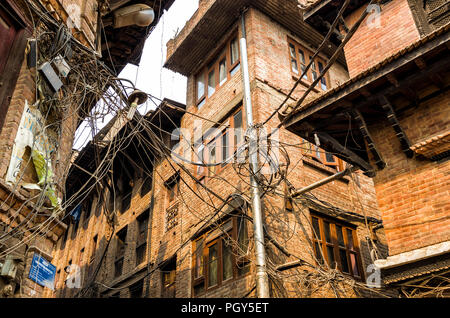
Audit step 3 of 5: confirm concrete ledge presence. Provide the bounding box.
[375,241,450,270]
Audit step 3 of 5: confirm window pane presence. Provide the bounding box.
[314,242,324,264]
[230,63,240,76]
[350,253,359,276]
[327,245,336,268]
[222,131,229,164]
[312,217,321,240]
[323,221,331,243]
[223,239,233,281]
[289,43,296,58]
[347,229,354,250]
[208,141,216,175]
[198,98,206,109]
[318,61,327,90]
[208,70,215,97]
[195,238,204,279]
[197,74,205,99]
[315,146,321,160]
[208,244,218,287]
[238,216,248,253]
[299,49,308,80]
[325,152,335,163]
[310,57,317,81]
[291,58,299,74]
[339,249,349,273]
[234,110,243,147]
[196,146,205,176]
[230,38,239,65]
[219,58,227,86]
[336,225,345,247]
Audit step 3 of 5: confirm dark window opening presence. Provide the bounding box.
[115,226,127,278]
[161,258,177,298]
[129,279,144,298]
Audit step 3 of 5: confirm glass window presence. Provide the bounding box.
[310,56,318,81]
[234,110,243,147]
[222,239,233,281]
[222,131,229,165]
[311,213,361,278]
[318,61,327,90]
[230,38,239,65]
[197,73,205,100]
[298,49,308,80]
[219,58,227,86]
[208,243,218,287]
[208,70,215,97]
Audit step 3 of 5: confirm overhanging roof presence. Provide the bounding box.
[282,24,450,174]
[102,0,175,73]
[164,0,345,76]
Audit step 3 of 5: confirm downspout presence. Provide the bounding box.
[239,11,270,298]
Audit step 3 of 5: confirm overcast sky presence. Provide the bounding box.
[73,0,199,150]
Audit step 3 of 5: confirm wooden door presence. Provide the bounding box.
[0,7,18,75]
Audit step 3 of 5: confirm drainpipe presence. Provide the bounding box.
[239,12,270,298]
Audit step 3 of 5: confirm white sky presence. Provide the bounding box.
[73,0,199,150]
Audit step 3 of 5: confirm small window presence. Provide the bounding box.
[192,214,249,296]
[115,227,127,278]
[195,33,240,107]
[161,258,177,298]
[208,69,215,97]
[194,105,244,185]
[219,58,227,86]
[311,212,362,279]
[130,279,144,298]
[288,38,329,91]
[302,139,344,171]
[230,37,240,66]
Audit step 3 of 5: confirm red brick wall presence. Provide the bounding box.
[370,92,450,256]
[343,0,420,78]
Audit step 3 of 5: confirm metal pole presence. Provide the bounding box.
[240,12,270,298]
[292,166,358,198]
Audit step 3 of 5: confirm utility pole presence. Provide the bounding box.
[239,12,270,298]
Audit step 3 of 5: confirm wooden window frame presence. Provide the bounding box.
[191,214,250,296]
[311,212,364,280]
[194,105,245,185]
[287,37,330,91]
[195,34,241,108]
[302,139,344,171]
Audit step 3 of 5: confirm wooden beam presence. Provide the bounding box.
[379,95,414,158]
[316,131,376,177]
[284,30,450,127]
[352,109,386,169]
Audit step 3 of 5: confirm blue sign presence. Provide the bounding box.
[28,253,56,290]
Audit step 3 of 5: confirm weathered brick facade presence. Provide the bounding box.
[283,0,450,297]
[55,0,393,299]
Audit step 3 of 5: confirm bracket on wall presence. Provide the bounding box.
[351,108,386,169]
[379,95,414,158]
[314,131,376,177]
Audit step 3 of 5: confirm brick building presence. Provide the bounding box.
[0,0,173,298]
[283,0,450,297]
[56,0,397,298]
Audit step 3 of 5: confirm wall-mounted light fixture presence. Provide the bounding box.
[111,4,155,28]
